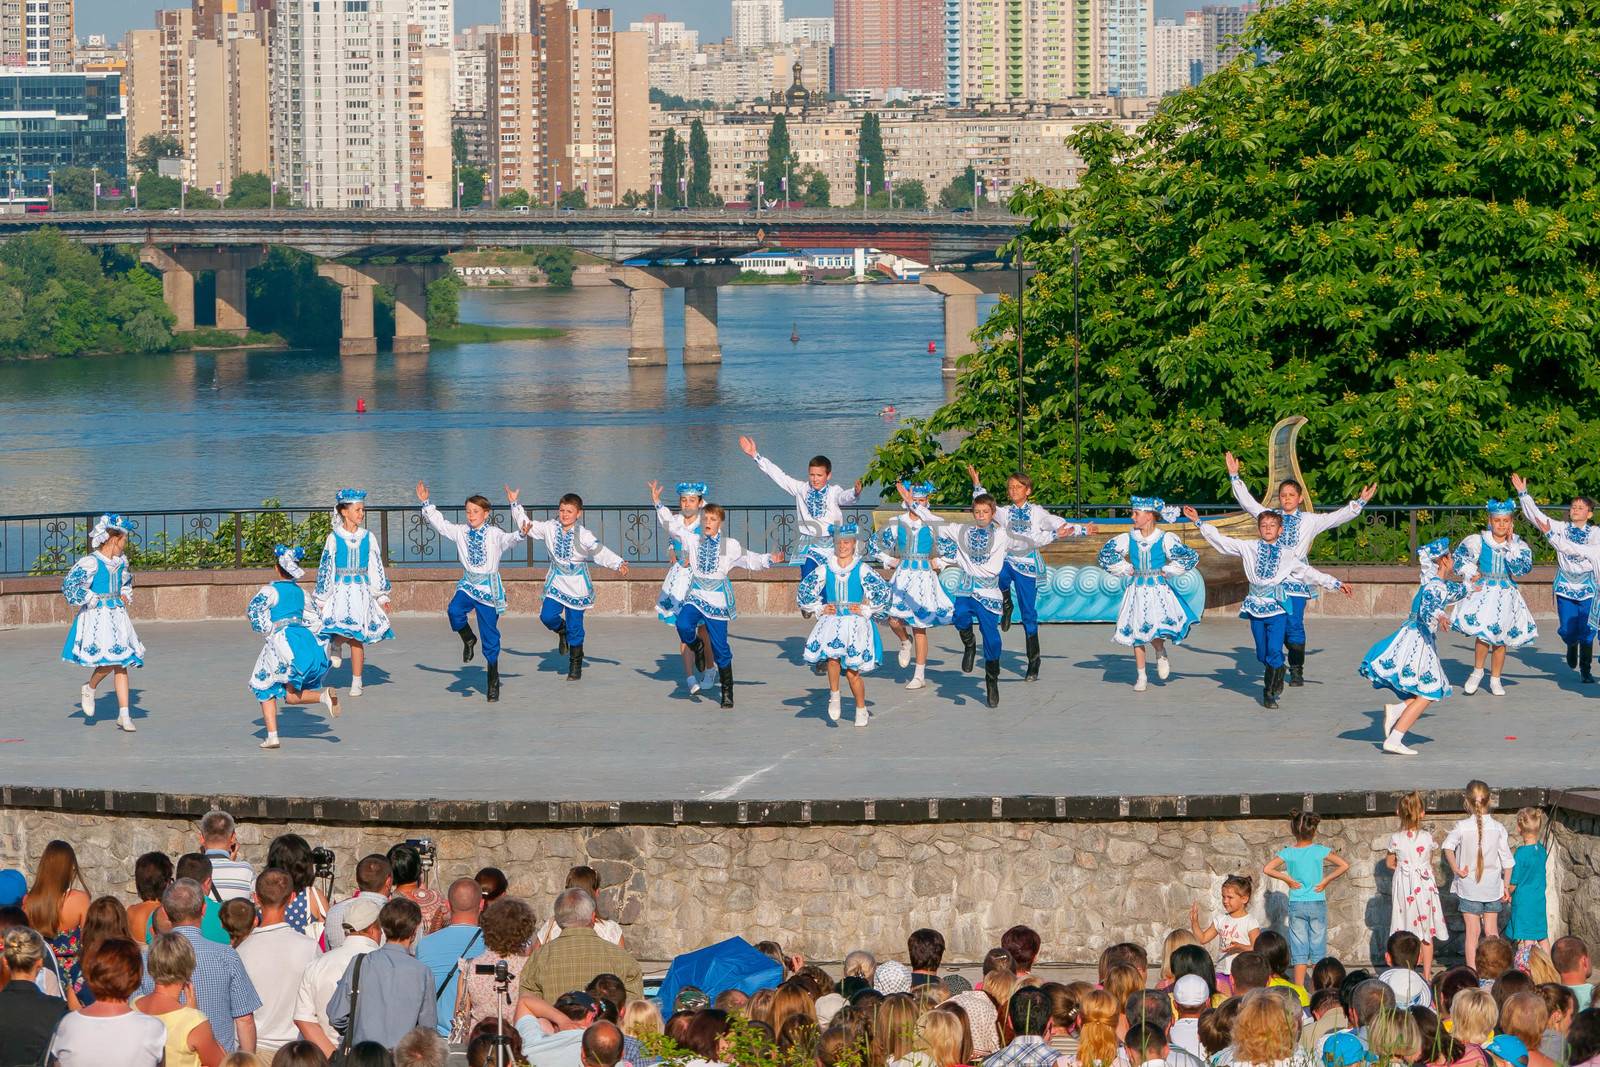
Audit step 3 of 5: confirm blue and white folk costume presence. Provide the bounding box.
[656,483,707,625]
[1519,487,1597,675]
[910,502,1058,706]
[656,504,779,707]
[1229,473,1367,682]
[751,451,860,580]
[421,499,525,701]
[314,524,394,646]
[1361,538,1467,705]
[248,550,333,701]
[1097,499,1200,689]
[1195,515,1343,708]
[512,504,627,679]
[1450,509,1537,646]
[797,530,891,725]
[62,514,145,730]
[872,502,957,630]
[973,483,1091,639]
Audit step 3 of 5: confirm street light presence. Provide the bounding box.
[91,165,98,212]
[858,157,867,217]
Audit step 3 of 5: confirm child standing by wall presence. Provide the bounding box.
[61,513,144,732]
[1444,779,1515,968]
[1190,875,1261,990]
[1264,811,1350,989]
[1386,790,1447,978]
[1506,808,1550,953]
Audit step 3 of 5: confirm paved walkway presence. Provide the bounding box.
[3,616,1597,802]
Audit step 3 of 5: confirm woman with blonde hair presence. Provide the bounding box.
[133,931,226,1067]
[770,979,818,1035]
[1070,988,1119,1067]
[1499,992,1556,1067]
[1161,930,1202,988]
[915,1009,973,1067]
[1229,989,1295,1066]
[1525,946,1562,986]
[622,998,664,1042]
[873,992,921,1067]
[1103,963,1144,1038]
[748,987,778,1028]
[1451,988,1501,1048]
[1367,1007,1423,1066]
[983,969,1019,1046]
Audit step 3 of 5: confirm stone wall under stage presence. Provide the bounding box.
[2,806,1586,967]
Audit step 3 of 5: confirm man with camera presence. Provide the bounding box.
[293,898,382,1056]
[198,809,255,902]
[417,877,486,1036]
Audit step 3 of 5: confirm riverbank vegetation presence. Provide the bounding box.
[0,231,175,357]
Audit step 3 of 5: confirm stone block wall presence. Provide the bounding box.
[2,808,1569,968]
[1552,809,1600,949]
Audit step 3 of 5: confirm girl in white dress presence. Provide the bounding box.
[1386,790,1446,978]
[1097,497,1199,692]
[656,481,715,693]
[871,480,955,690]
[61,514,145,732]
[1450,499,1537,696]
[798,524,891,727]
[313,489,393,697]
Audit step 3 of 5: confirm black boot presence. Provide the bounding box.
[567,645,583,681]
[984,660,1001,707]
[1583,643,1596,684]
[999,588,1014,632]
[1262,666,1280,709]
[718,666,734,708]
[1568,642,1580,670]
[555,623,569,656]
[1024,632,1042,681]
[958,627,977,673]
[486,662,500,703]
[1286,643,1305,687]
[455,624,478,664]
[689,637,706,674]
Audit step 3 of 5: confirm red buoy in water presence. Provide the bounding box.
[928,340,937,353]
[356,397,367,413]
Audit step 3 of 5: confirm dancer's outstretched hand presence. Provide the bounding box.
[647,480,663,505]
[854,478,864,495]
[1358,483,1378,503]
[618,562,629,576]
[1339,583,1355,597]
[771,549,787,563]
[738,435,758,458]
[1224,452,1240,476]
[415,481,429,503]
[505,486,520,505]
[1511,473,1528,494]
[966,463,982,486]
[1181,505,1201,524]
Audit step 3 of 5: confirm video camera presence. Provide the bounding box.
[405,837,436,874]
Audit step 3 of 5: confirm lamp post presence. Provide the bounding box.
[269,177,276,214]
[47,168,54,210]
[1015,237,1025,471]
[1072,238,1083,517]
[91,165,98,212]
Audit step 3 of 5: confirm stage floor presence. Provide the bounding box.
[2,617,1596,804]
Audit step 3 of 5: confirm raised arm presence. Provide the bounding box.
[420,500,465,542]
[909,500,962,541]
[1228,473,1268,518]
[655,503,693,543]
[1513,474,1564,533]
[1303,493,1370,537]
[839,478,862,506]
[1193,514,1247,558]
[1547,524,1600,569]
[742,436,807,497]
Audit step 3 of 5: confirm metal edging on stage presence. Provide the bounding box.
[0,783,1578,830]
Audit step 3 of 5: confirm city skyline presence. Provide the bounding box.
[72,0,1246,46]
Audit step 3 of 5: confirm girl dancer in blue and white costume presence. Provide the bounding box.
[314,489,393,697]
[969,466,1095,680]
[62,513,144,732]
[740,434,861,582]
[248,545,339,750]
[1513,473,1598,683]
[1450,499,1537,697]
[513,493,629,683]
[798,524,890,727]
[416,481,526,703]
[1225,452,1377,687]
[651,480,784,708]
[1184,505,1351,709]
[656,481,715,693]
[1097,497,1199,693]
[901,484,1073,709]
[871,480,956,690]
[1360,537,1469,756]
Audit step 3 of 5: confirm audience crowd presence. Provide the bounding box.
[1,808,1597,1067]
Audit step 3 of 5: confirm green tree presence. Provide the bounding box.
[857,112,885,197]
[871,0,1600,515]
[760,114,792,203]
[938,165,978,211]
[0,229,173,355]
[798,165,831,208]
[135,172,182,210]
[649,87,718,111]
[894,179,927,210]
[529,247,574,287]
[452,127,469,165]
[427,272,462,329]
[498,188,532,208]
[130,134,182,176]
[53,167,95,211]
[226,172,272,208]
[459,166,486,209]
[558,188,587,210]
[246,246,341,347]
[688,120,717,208]
[619,189,648,209]
[660,129,686,207]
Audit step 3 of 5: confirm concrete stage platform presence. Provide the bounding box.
[2,616,1596,820]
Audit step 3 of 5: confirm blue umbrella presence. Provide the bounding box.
[656,936,785,1012]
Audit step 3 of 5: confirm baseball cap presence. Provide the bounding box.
[557,991,599,1015]
[1173,974,1210,1008]
[0,870,26,907]
[815,992,847,1027]
[1322,1032,1376,1067]
[1379,968,1433,1009]
[341,897,383,931]
[1486,1036,1530,1067]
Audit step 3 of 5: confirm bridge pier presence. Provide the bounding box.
[317,262,447,356]
[609,265,739,367]
[920,269,1031,378]
[141,247,264,335]
[682,278,722,365]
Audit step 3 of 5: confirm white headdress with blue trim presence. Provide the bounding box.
[831,522,863,543]
[1418,536,1452,567]
[90,513,136,549]
[1129,496,1182,524]
[275,543,306,579]
[676,481,708,499]
[905,480,936,499]
[335,488,368,505]
[1485,497,1517,517]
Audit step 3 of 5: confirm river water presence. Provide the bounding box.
[0,284,993,513]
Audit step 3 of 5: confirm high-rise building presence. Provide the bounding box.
[452,45,486,110]
[1099,0,1154,96]
[1149,14,1202,95]
[731,0,784,50]
[188,27,270,190]
[781,16,833,45]
[408,27,452,206]
[1,0,74,69]
[407,0,452,48]
[271,0,410,207]
[125,9,193,153]
[944,0,1086,105]
[499,0,531,36]
[835,0,944,99]
[1198,3,1253,77]
[0,70,124,195]
[486,32,541,200]
[628,15,698,50]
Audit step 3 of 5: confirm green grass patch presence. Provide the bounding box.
[429,322,566,344]
[176,328,286,350]
[730,270,804,285]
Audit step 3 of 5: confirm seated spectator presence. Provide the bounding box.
[1001,927,1042,980]
[1408,1005,1472,1067]
[1495,973,1537,1012]
[1161,931,1202,990]
[1042,981,1085,1060]
[324,856,392,953]
[714,988,750,1013]
[462,896,538,1028]
[263,1041,326,1067]
[1478,939,1516,987]
[622,996,663,1042]
[915,1007,973,1067]
[1101,944,1151,988]
[1197,998,1240,1062]
[1254,932,1309,1007]
[466,1017,524,1067]
[1500,992,1556,1067]
[223,1054,271,1067]
[327,898,434,1050]
[819,1020,869,1067]
[1230,954,1272,996]
[1125,1021,1170,1067]
[799,964,836,997]
[1537,983,1578,1061]
[1228,989,1294,1067]
[842,950,876,999]
[876,961,914,995]
[1553,938,1593,1012]
[582,1020,626,1067]
[909,929,946,988]
[985,986,1057,1067]
[476,868,509,905]
[220,899,257,948]
[0,926,71,1066]
[138,877,262,1055]
[1525,948,1561,988]
[237,869,319,1058]
[518,890,641,1007]
[48,937,167,1067]
[1452,989,1501,1050]
[1485,1035,1531,1067]
[133,931,227,1067]
[984,949,1015,984]
[394,1026,448,1067]
[1436,968,1482,1029]
[1366,1008,1423,1066]
[1565,1009,1600,1067]
[538,868,623,948]
[1170,946,1218,1003]
[1171,975,1211,1060]
[517,990,600,1067]
[1314,959,1348,994]
[1303,989,1346,1055]
[1068,987,1117,1067]
[1380,932,1433,1010]
[344,1042,395,1067]
[873,991,920,1067]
